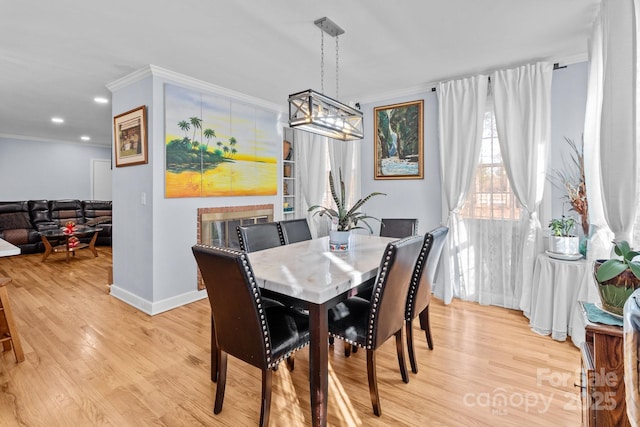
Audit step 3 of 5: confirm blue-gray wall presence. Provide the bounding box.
[0,136,111,200]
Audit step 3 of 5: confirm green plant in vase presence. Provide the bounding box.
[308,169,385,251]
[548,215,579,255]
[594,240,640,316]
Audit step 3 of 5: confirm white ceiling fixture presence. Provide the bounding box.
[81,135,91,141]
[288,17,364,141]
[51,117,64,124]
[94,97,109,104]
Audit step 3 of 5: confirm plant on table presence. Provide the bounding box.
[548,216,576,237]
[308,169,385,233]
[594,240,640,315]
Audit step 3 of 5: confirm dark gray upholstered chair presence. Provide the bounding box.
[279,218,312,244]
[192,244,309,426]
[405,226,448,374]
[328,235,423,416]
[236,222,285,253]
[379,218,419,238]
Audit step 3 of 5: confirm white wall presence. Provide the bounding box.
[360,90,442,235]
[360,62,588,236]
[108,66,284,315]
[0,136,111,200]
[548,62,589,230]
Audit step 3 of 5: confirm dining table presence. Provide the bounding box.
[247,233,396,427]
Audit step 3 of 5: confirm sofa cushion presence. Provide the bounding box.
[50,199,85,226]
[0,212,32,230]
[1,228,29,244]
[28,200,52,224]
[86,216,112,226]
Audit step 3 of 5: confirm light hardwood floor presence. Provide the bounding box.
[0,248,582,426]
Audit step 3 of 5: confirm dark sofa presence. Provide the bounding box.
[0,200,112,254]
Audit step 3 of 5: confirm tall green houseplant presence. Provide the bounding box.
[308,169,385,233]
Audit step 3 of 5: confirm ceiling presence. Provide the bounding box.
[1,0,600,148]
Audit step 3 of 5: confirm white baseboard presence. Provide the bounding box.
[109,285,208,315]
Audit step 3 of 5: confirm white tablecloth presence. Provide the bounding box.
[524,253,589,341]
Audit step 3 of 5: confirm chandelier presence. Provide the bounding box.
[288,17,364,141]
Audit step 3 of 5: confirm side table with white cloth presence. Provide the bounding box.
[525,252,588,341]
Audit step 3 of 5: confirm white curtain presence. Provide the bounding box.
[295,130,328,238]
[583,4,614,261]
[491,62,553,311]
[634,0,640,249]
[436,75,488,304]
[599,0,638,245]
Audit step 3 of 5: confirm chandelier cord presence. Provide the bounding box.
[320,27,324,95]
[336,35,339,100]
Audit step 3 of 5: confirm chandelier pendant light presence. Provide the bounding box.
[288,17,364,141]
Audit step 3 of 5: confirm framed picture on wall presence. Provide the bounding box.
[113,105,148,167]
[374,100,424,179]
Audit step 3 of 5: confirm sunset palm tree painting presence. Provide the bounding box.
[164,84,278,198]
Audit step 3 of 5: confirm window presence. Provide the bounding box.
[461,107,521,220]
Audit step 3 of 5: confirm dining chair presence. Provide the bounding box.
[328,235,423,416]
[379,218,419,238]
[405,226,448,374]
[236,222,285,252]
[279,218,312,244]
[192,244,310,426]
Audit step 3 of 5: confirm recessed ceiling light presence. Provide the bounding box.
[94,97,109,104]
[51,117,64,124]
[81,135,91,141]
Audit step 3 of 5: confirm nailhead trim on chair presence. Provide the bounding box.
[195,243,308,370]
[329,236,418,350]
[405,234,433,321]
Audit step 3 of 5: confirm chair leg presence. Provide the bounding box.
[214,352,227,414]
[260,368,273,427]
[419,306,434,350]
[395,330,409,383]
[0,282,24,363]
[343,341,351,357]
[285,355,295,371]
[329,336,334,345]
[406,320,418,374]
[211,316,219,382]
[366,349,381,416]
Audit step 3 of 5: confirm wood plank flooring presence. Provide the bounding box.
[0,248,582,426]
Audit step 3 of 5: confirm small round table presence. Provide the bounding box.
[526,253,588,341]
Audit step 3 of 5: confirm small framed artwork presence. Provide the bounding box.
[374,100,424,179]
[113,105,148,167]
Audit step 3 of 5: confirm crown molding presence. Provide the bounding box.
[357,52,589,105]
[107,65,286,114]
[0,133,110,148]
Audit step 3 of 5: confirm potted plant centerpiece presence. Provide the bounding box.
[594,240,640,316]
[308,169,385,251]
[548,215,580,255]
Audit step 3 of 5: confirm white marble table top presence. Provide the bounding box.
[0,238,20,257]
[248,234,396,305]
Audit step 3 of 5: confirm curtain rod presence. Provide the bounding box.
[430,62,567,92]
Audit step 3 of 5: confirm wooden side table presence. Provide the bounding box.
[0,277,25,362]
[579,302,631,426]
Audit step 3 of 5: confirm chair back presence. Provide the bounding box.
[367,235,423,349]
[192,244,272,370]
[236,222,285,252]
[380,218,418,238]
[406,227,449,321]
[279,218,312,244]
